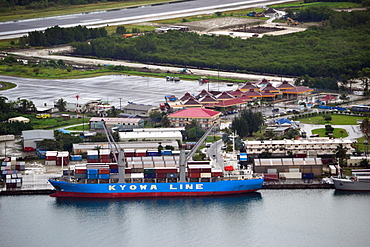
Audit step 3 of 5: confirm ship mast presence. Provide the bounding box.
[102,120,126,183]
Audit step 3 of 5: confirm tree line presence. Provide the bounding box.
[20,25,107,47]
[69,7,369,81]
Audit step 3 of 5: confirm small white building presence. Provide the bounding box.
[118,128,183,142]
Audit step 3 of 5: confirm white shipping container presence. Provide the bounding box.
[131,173,144,179]
[45,160,56,166]
[267,169,277,174]
[279,172,302,179]
[200,173,212,178]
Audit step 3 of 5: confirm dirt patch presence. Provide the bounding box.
[173,17,261,32]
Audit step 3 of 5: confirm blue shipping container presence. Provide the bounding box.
[147,151,159,156]
[70,155,83,161]
[110,169,119,173]
[87,169,99,175]
[87,174,98,179]
[98,174,110,179]
[144,173,156,178]
[161,150,172,155]
[302,173,314,179]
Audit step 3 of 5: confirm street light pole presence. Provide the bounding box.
[217,63,220,91]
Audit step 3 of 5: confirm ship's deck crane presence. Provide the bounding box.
[102,120,126,183]
[179,123,217,182]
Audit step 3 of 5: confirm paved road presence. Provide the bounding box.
[0,0,297,39]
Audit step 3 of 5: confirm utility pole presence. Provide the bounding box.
[119,98,122,110]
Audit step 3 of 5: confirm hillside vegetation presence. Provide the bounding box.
[68,7,369,80]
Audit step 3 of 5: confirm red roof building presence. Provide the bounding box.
[183,97,202,108]
[230,89,244,97]
[243,89,262,98]
[283,86,314,99]
[238,94,253,102]
[260,83,280,93]
[277,81,295,90]
[216,91,235,101]
[168,108,222,129]
[199,94,218,104]
[239,82,259,92]
[180,92,193,101]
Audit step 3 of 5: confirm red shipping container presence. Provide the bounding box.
[188,168,201,173]
[264,174,279,180]
[100,158,111,163]
[200,168,212,172]
[109,165,119,169]
[75,169,86,174]
[98,168,110,174]
[87,159,99,163]
[125,168,131,173]
[188,173,200,178]
[135,152,147,157]
[156,168,177,174]
[212,172,223,177]
[156,173,167,178]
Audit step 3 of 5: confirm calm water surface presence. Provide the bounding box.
[1,190,369,247]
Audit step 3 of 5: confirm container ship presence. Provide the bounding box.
[48,123,264,198]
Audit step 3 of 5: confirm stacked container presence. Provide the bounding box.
[87,150,99,163]
[2,160,25,190]
[75,164,87,179]
[146,149,159,156]
[99,149,111,163]
[56,151,69,166]
[45,151,58,166]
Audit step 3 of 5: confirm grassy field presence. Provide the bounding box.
[30,116,86,129]
[270,1,362,9]
[311,128,348,138]
[0,81,17,91]
[298,114,364,125]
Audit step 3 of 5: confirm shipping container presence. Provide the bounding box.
[110,169,119,173]
[144,173,156,178]
[302,173,314,179]
[147,149,159,156]
[167,173,178,178]
[87,169,99,175]
[156,173,167,178]
[279,172,302,179]
[70,155,82,161]
[135,149,147,157]
[200,173,212,178]
[188,173,201,178]
[45,160,56,166]
[263,174,279,180]
[161,150,172,156]
[144,168,155,174]
[155,168,178,174]
[87,174,98,179]
[75,173,87,179]
[98,174,110,179]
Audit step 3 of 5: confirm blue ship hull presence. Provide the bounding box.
[48,179,264,198]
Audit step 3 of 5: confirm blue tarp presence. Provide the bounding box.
[318,105,346,111]
[275,118,292,125]
[57,129,70,134]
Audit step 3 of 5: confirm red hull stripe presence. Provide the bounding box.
[50,189,258,198]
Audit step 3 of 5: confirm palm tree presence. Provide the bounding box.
[55,98,67,112]
[334,144,349,167]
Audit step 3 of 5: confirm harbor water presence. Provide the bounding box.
[1,189,369,247]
